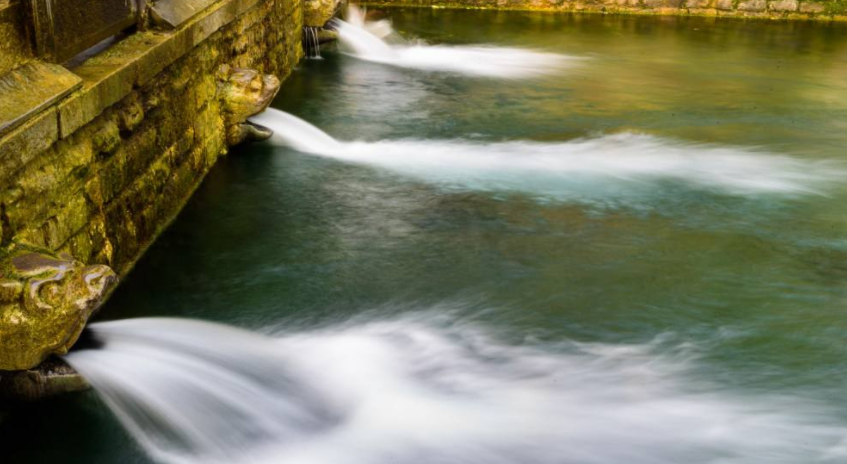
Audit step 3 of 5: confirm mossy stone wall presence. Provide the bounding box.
[365,0,847,19]
[0,0,303,276]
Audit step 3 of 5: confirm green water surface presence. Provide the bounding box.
[3,9,847,462]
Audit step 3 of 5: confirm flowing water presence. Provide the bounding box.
[4,8,847,464]
[333,6,575,77]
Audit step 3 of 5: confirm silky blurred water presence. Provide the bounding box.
[3,9,847,464]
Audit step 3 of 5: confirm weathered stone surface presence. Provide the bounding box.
[0,0,304,362]
[0,107,59,180]
[769,0,798,11]
[29,0,137,63]
[714,0,734,8]
[304,0,341,26]
[0,2,32,76]
[799,1,825,11]
[644,0,685,7]
[0,62,81,139]
[218,65,280,146]
[0,246,117,371]
[686,0,713,8]
[738,0,767,9]
[150,0,219,29]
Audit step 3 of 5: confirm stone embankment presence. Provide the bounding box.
[365,0,847,20]
[0,0,334,397]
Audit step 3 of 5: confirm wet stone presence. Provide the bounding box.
[0,62,81,139]
[738,0,767,9]
[770,0,798,10]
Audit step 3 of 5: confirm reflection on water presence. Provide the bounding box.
[3,9,847,464]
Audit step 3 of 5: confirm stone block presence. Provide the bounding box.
[41,193,91,249]
[150,0,219,29]
[738,0,767,9]
[769,0,798,11]
[0,2,33,76]
[645,0,685,7]
[799,1,825,12]
[0,107,59,181]
[304,0,340,27]
[686,0,713,8]
[715,0,734,8]
[29,0,137,63]
[0,62,81,139]
[58,69,135,139]
[118,93,145,134]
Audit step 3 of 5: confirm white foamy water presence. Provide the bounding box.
[65,316,846,464]
[333,6,573,78]
[250,108,842,200]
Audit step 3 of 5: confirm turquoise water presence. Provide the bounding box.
[3,9,847,463]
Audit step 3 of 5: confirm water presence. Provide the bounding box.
[304,27,322,59]
[250,108,842,200]
[4,8,847,464]
[334,6,575,77]
[60,317,847,464]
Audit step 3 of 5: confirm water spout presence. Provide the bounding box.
[332,6,576,78]
[63,316,847,464]
[250,108,843,203]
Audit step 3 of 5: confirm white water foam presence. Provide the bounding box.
[333,6,574,78]
[65,316,846,464]
[250,108,842,200]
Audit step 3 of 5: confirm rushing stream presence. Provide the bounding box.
[3,7,847,464]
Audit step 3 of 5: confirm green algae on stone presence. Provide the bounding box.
[304,0,342,26]
[217,65,281,146]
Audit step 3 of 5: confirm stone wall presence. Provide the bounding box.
[364,0,847,20]
[0,0,303,279]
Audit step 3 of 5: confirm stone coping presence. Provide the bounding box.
[0,62,82,139]
[0,0,262,173]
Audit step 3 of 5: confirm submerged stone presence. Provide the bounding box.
[0,245,117,372]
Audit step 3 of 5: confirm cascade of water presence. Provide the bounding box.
[304,26,322,59]
[250,108,843,201]
[331,6,576,78]
[64,316,846,464]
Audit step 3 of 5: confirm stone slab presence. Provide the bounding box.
[150,0,219,29]
[0,61,81,139]
[29,0,138,64]
[0,107,58,184]
[58,0,262,138]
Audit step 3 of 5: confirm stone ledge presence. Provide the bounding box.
[0,108,59,181]
[56,0,263,139]
[0,62,81,139]
[151,0,220,29]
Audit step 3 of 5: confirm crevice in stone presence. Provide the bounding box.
[0,203,12,247]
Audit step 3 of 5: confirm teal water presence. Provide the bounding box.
[3,9,847,463]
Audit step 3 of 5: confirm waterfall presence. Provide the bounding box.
[250,108,842,202]
[64,316,846,464]
[332,6,576,78]
[304,26,322,59]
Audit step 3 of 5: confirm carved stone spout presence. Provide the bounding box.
[0,246,118,372]
[217,65,281,146]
